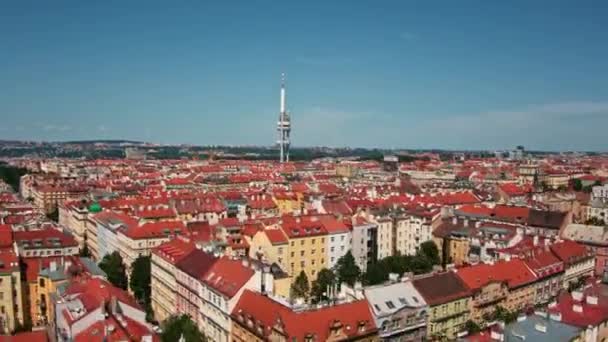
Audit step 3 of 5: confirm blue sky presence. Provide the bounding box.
[1,1,607,151]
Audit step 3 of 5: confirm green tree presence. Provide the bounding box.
[161,314,206,342]
[99,251,128,290]
[465,320,481,334]
[335,251,361,287]
[362,262,389,286]
[311,268,336,303]
[291,271,310,299]
[46,208,59,222]
[130,256,152,315]
[409,254,433,274]
[419,241,441,266]
[573,179,583,191]
[491,306,518,323]
[0,164,27,192]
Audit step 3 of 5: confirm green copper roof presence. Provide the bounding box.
[88,202,102,213]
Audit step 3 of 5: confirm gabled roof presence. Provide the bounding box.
[203,257,254,298]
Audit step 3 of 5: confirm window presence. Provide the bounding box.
[300,261,305,267]
[278,247,283,255]
[300,251,304,257]
[300,240,304,246]
[291,241,295,247]
[386,301,395,309]
[331,236,335,242]
[341,235,345,241]
[374,304,381,312]
[39,279,46,288]
[311,249,316,254]
[330,247,335,252]
[312,239,316,244]
[291,252,295,257]
[399,297,407,305]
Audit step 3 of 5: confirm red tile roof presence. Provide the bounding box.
[14,228,78,249]
[0,224,13,248]
[550,240,593,265]
[499,183,531,197]
[455,259,538,290]
[2,330,49,342]
[549,284,608,328]
[203,257,254,298]
[134,207,176,219]
[152,238,196,264]
[321,199,353,216]
[176,250,217,279]
[264,228,288,245]
[280,215,329,239]
[232,290,377,341]
[121,220,186,240]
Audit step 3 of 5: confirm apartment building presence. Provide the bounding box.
[412,272,471,340]
[0,250,24,334]
[150,238,196,323]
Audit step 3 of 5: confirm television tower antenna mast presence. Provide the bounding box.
[277,73,291,163]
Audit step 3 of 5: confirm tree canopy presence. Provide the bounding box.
[419,241,441,265]
[291,271,310,300]
[99,251,128,290]
[0,164,27,192]
[573,178,583,191]
[361,244,440,286]
[130,256,152,318]
[311,268,336,303]
[161,314,206,342]
[335,251,361,287]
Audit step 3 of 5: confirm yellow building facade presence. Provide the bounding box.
[0,252,24,334]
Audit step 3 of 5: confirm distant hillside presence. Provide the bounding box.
[61,140,146,145]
